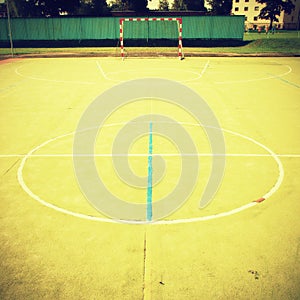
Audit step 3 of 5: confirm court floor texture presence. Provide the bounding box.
[0,56,300,299]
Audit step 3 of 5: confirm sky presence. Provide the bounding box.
[108,0,210,10]
[148,0,163,10]
[106,0,174,10]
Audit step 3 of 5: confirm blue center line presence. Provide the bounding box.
[146,122,153,222]
[267,73,300,89]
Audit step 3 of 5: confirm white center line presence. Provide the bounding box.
[0,153,300,158]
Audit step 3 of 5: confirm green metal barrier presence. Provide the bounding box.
[0,16,245,46]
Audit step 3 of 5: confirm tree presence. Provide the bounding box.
[109,0,128,11]
[6,0,81,17]
[35,0,81,16]
[5,0,110,17]
[128,0,148,12]
[256,0,295,30]
[172,0,205,11]
[4,0,40,17]
[77,0,109,16]
[110,0,148,12]
[172,0,187,10]
[158,0,169,11]
[185,0,205,11]
[207,0,232,15]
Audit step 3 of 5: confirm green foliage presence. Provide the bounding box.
[29,0,81,16]
[5,0,41,17]
[128,0,148,12]
[77,0,109,16]
[171,0,205,11]
[109,0,128,11]
[256,0,295,29]
[171,0,187,10]
[207,0,232,15]
[110,0,148,12]
[5,0,110,17]
[185,0,205,11]
[158,0,169,11]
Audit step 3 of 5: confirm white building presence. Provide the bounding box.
[231,0,300,30]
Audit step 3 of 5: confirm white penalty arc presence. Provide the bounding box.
[96,60,210,84]
[17,123,284,225]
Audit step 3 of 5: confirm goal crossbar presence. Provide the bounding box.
[119,17,183,59]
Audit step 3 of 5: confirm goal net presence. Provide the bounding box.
[119,17,184,59]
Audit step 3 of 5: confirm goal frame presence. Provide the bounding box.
[119,17,184,59]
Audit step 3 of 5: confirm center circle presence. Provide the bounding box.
[73,78,225,222]
[17,123,283,225]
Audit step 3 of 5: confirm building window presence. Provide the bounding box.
[235,7,239,11]
[244,7,248,11]
[245,16,247,21]
[253,16,258,21]
[245,0,249,2]
[254,6,259,11]
[235,0,239,2]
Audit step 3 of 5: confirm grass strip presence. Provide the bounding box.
[1,33,299,58]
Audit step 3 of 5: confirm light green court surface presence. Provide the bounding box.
[1,57,300,299]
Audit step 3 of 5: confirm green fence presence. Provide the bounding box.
[0,16,244,46]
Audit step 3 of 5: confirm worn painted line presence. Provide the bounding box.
[146,122,153,222]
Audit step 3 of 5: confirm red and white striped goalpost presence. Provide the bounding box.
[119,17,184,60]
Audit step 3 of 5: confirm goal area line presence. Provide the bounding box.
[119,17,184,60]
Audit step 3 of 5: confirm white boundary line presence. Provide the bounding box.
[181,60,209,83]
[15,64,96,85]
[7,58,294,87]
[200,60,210,77]
[1,153,300,158]
[215,64,292,84]
[16,123,285,225]
[95,61,115,82]
[95,61,209,84]
[97,68,203,83]
[219,126,284,201]
[10,58,208,87]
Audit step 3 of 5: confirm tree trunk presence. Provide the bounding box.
[269,17,273,30]
[9,0,19,17]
